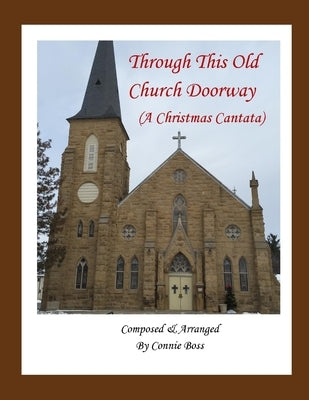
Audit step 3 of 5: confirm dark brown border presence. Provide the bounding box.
[7,1,303,397]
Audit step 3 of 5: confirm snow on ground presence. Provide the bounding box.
[36,276,280,313]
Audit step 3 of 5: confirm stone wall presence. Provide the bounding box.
[42,124,279,314]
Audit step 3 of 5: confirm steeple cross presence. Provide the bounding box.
[172,131,186,149]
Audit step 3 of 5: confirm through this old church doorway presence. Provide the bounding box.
[168,253,192,311]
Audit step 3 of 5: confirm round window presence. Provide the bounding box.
[225,224,241,240]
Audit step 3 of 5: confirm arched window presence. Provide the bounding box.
[77,220,83,237]
[75,258,88,289]
[239,257,248,291]
[88,220,95,237]
[116,256,124,289]
[173,194,187,233]
[170,252,191,273]
[223,257,232,289]
[84,134,98,172]
[130,256,139,289]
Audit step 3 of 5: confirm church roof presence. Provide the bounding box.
[119,148,250,209]
[68,41,122,120]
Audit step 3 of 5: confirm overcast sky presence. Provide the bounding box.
[37,39,281,237]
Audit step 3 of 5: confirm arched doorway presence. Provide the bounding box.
[168,253,193,311]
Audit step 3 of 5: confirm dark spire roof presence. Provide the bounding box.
[68,41,121,120]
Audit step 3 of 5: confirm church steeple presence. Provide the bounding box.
[68,41,121,120]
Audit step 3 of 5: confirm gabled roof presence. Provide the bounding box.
[118,148,250,209]
[68,41,122,120]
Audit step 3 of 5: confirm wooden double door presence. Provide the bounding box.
[169,274,193,311]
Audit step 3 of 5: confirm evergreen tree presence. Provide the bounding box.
[37,126,60,272]
[225,284,237,310]
[267,233,280,275]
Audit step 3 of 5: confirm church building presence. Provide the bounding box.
[41,41,280,313]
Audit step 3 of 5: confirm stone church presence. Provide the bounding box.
[41,41,280,313]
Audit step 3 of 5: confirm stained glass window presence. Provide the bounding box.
[130,256,139,289]
[225,225,241,240]
[239,257,248,291]
[122,225,136,240]
[116,257,124,289]
[170,253,191,273]
[173,169,186,183]
[76,258,88,289]
[77,220,83,237]
[224,257,233,289]
[173,195,187,233]
[88,220,95,237]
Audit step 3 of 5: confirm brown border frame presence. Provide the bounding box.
[7,1,302,396]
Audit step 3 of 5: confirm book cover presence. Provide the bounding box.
[23,25,291,375]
